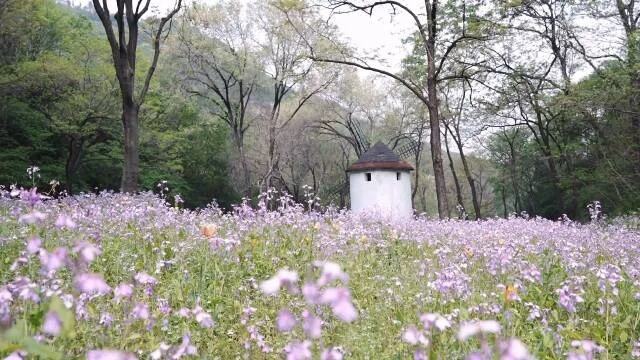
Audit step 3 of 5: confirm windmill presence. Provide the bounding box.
[319,115,421,205]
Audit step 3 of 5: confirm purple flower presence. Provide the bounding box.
[86,350,137,360]
[0,287,12,306]
[19,187,41,206]
[302,310,322,338]
[13,277,40,303]
[26,237,42,254]
[131,302,150,320]
[55,214,76,229]
[320,287,358,323]
[285,341,312,360]
[321,347,343,360]
[314,261,349,286]
[176,308,191,318]
[114,283,134,302]
[556,282,584,313]
[157,298,171,315]
[276,309,297,332]
[99,312,113,327]
[39,247,68,274]
[568,340,603,359]
[134,272,157,286]
[420,313,451,331]
[74,242,101,264]
[172,333,197,358]
[74,273,111,296]
[193,306,214,328]
[19,210,46,224]
[4,350,27,360]
[499,338,533,360]
[458,320,501,341]
[402,325,428,346]
[413,350,427,360]
[42,311,62,336]
[260,269,299,295]
[302,282,321,304]
[60,294,74,308]
[632,340,640,358]
[149,343,170,360]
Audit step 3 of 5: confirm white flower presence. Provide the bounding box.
[457,320,501,341]
[259,269,299,295]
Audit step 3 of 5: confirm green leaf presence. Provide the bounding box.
[619,331,628,343]
[2,319,62,359]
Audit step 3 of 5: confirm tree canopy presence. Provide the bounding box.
[1,0,639,219]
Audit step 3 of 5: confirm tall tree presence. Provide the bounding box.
[311,0,492,218]
[442,84,481,219]
[254,1,336,192]
[176,1,258,197]
[613,0,640,174]
[92,0,182,192]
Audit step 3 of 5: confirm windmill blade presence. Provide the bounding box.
[326,181,348,196]
[395,140,419,160]
[322,181,349,201]
[349,117,370,153]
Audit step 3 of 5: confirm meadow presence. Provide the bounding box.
[1,188,639,359]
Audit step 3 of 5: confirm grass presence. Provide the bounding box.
[0,192,639,359]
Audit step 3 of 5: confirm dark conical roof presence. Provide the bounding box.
[346,141,414,172]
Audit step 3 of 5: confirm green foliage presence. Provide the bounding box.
[0,0,236,207]
[486,61,640,219]
[0,296,76,359]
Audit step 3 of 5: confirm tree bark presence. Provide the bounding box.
[92,0,182,193]
[501,187,507,218]
[444,127,465,218]
[505,134,521,214]
[615,0,640,173]
[426,0,449,218]
[238,142,251,197]
[65,136,84,195]
[411,112,427,205]
[451,128,481,219]
[121,104,139,192]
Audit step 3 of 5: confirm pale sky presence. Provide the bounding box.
[70,0,416,71]
[70,0,624,80]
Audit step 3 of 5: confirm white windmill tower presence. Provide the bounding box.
[319,115,419,217]
[346,141,414,218]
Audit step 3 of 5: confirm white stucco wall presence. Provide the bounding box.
[349,169,413,218]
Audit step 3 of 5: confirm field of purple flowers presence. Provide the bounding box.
[1,188,640,359]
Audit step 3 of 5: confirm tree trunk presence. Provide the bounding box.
[92,0,182,195]
[453,135,481,219]
[121,105,139,193]
[426,0,448,219]
[65,137,84,195]
[616,0,640,175]
[632,75,640,176]
[235,136,252,198]
[506,139,521,214]
[412,119,426,204]
[629,48,640,177]
[501,187,508,218]
[427,101,448,218]
[444,128,465,218]
[265,121,277,192]
[411,142,421,206]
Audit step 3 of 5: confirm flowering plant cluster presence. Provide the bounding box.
[0,187,639,359]
[260,261,357,359]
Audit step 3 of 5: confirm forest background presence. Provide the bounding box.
[1,0,639,221]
